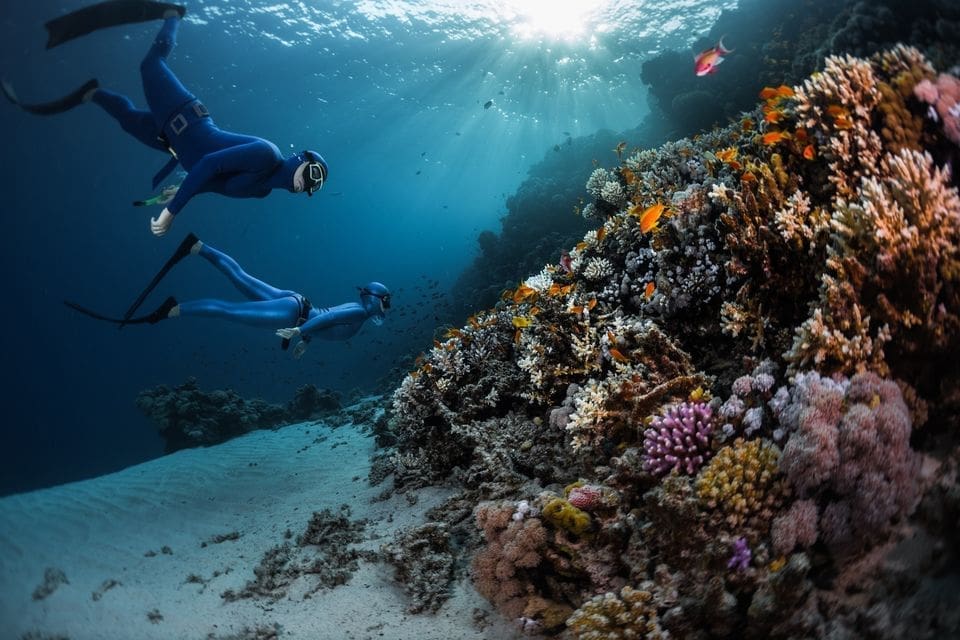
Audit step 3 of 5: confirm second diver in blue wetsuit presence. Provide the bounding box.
[8,5,329,237]
[66,233,391,358]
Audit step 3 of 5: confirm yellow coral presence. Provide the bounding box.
[696,438,785,531]
[542,497,592,537]
[567,586,667,640]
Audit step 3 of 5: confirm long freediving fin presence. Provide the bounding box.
[2,78,98,115]
[45,0,187,50]
[118,232,197,328]
[66,296,177,325]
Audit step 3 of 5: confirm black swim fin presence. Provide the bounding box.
[65,296,177,325]
[45,0,187,50]
[118,232,198,327]
[2,78,99,115]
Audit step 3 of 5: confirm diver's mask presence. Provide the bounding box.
[300,150,327,196]
[359,286,391,324]
[360,287,392,310]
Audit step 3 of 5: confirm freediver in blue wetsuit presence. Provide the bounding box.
[3,2,329,237]
[65,233,391,358]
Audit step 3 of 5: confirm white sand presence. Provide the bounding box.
[0,414,522,640]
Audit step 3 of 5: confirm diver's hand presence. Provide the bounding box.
[151,208,174,236]
[292,340,308,360]
[276,327,301,340]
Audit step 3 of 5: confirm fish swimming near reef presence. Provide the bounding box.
[483,99,494,109]
[694,37,733,76]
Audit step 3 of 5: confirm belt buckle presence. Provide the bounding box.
[170,113,188,135]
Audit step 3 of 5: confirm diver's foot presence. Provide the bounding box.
[146,296,178,324]
[81,80,99,103]
[164,6,186,19]
[173,232,200,261]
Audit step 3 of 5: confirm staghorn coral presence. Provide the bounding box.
[566,585,668,640]
[787,148,960,376]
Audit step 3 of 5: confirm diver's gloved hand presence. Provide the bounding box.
[292,340,308,360]
[151,207,174,236]
[276,326,301,340]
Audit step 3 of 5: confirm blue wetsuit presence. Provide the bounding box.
[179,243,387,342]
[90,17,323,218]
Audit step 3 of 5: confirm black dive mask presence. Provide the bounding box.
[360,287,391,309]
[301,150,326,196]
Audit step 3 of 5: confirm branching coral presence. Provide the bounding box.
[787,148,960,376]
[695,437,786,536]
[566,585,668,640]
[642,399,715,477]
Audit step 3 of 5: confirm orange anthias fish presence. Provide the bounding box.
[644,280,656,300]
[803,144,816,160]
[763,108,785,124]
[716,147,738,163]
[609,348,630,363]
[760,84,795,100]
[762,130,791,145]
[636,202,665,233]
[694,37,733,76]
[826,104,848,118]
[513,284,537,303]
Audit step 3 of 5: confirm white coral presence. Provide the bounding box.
[600,181,628,208]
[565,379,611,450]
[582,257,614,281]
[586,168,615,199]
[524,268,554,293]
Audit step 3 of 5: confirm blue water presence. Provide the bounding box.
[0,0,732,495]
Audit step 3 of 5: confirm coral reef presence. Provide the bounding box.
[136,378,343,451]
[383,43,960,639]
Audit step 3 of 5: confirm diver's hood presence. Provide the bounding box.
[279,154,307,192]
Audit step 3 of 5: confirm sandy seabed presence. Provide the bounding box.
[0,416,521,640]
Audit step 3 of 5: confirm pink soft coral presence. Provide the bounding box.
[914,73,960,145]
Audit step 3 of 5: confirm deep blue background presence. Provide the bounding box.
[0,0,685,494]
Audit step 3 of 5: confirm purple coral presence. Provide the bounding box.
[642,400,714,477]
[774,371,920,554]
[727,537,751,572]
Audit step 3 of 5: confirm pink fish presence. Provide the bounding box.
[694,37,733,76]
[559,250,573,274]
